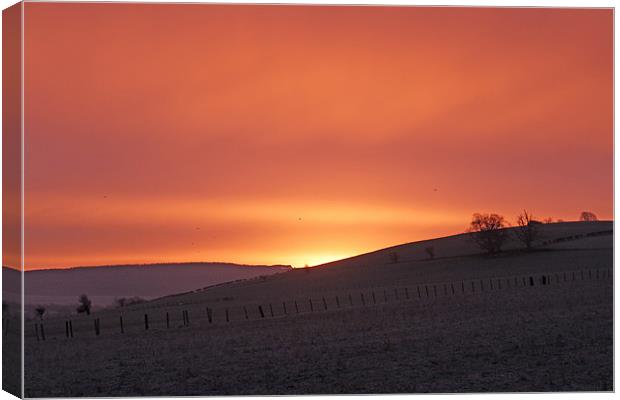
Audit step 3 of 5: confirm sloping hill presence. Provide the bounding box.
[24,262,292,306]
[139,221,612,310]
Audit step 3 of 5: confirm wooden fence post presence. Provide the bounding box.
[433,285,437,297]
[144,314,149,330]
[461,282,465,293]
[471,282,475,293]
[490,279,493,290]
[295,300,299,314]
[418,286,422,298]
[120,316,124,333]
[207,307,213,323]
[372,291,376,304]
[322,297,327,311]
[94,318,100,336]
[243,306,249,320]
[40,324,45,341]
[309,299,314,312]
[529,277,534,286]
[498,279,502,290]
[36,324,41,342]
[451,283,455,295]
[283,301,287,315]
[226,308,230,322]
[166,312,169,328]
[405,287,410,299]
[269,304,274,317]
[258,305,265,318]
[443,284,447,296]
[336,296,340,308]
[480,280,484,292]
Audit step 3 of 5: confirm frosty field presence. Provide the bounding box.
[23,234,613,396]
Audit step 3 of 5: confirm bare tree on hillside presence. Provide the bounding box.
[35,305,46,320]
[580,211,598,222]
[424,246,435,260]
[468,213,508,254]
[514,210,540,251]
[76,294,92,316]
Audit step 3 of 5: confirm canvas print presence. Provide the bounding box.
[2,2,613,397]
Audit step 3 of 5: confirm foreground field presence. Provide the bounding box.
[25,268,612,396]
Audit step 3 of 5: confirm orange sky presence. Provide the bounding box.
[20,4,613,269]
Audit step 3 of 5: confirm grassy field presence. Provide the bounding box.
[23,222,613,396]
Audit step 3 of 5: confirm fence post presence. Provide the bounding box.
[322,297,327,311]
[258,305,265,318]
[480,280,484,292]
[490,279,493,290]
[418,286,422,298]
[372,291,376,304]
[269,304,274,317]
[443,284,447,296]
[498,279,502,290]
[529,277,534,286]
[361,293,365,306]
[144,314,149,330]
[120,315,124,333]
[36,324,41,342]
[40,323,46,341]
[283,302,287,315]
[207,307,213,323]
[309,299,314,312]
[294,301,299,314]
[94,319,100,336]
[226,308,230,322]
[336,296,340,308]
[451,283,455,295]
[166,312,170,328]
[461,282,465,293]
[405,287,410,299]
[243,306,248,320]
[433,285,437,297]
[471,282,475,293]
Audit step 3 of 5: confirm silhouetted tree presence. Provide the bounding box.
[468,213,508,254]
[543,217,554,224]
[580,211,598,222]
[115,298,126,308]
[35,305,46,320]
[424,246,435,260]
[514,210,540,251]
[389,252,400,264]
[76,294,92,316]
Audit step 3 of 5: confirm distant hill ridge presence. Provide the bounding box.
[21,262,292,306]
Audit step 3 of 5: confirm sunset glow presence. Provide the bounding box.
[20,4,613,269]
